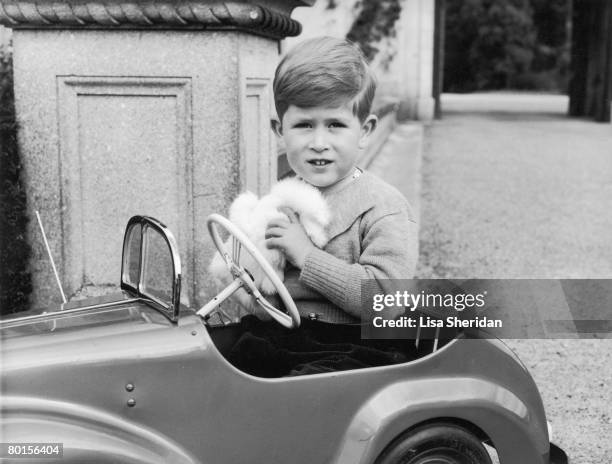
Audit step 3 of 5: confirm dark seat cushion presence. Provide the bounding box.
[227,316,414,377]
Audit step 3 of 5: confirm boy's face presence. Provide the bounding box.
[273,103,377,188]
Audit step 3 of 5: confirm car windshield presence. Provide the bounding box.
[141,225,174,305]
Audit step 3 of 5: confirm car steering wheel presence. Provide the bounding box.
[197,213,300,329]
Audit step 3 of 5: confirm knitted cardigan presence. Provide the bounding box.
[282,170,418,324]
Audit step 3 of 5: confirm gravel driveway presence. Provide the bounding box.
[417,93,612,463]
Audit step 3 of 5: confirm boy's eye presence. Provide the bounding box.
[294,122,312,129]
[329,122,347,128]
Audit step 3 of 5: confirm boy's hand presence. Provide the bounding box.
[265,208,316,269]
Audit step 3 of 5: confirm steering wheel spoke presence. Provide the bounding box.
[231,236,242,264]
[196,278,243,319]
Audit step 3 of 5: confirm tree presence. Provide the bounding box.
[444,0,538,91]
[530,0,570,82]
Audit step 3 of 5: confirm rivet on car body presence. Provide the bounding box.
[191,331,197,336]
[125,383,135,392]
[127,398,136,407]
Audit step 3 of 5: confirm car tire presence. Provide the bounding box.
[375,422,493,464]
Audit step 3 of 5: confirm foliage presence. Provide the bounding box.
[346,0,402,62]
[445,0,536,91]
[444,0,569,92]
[531,0,568,50]
[529,0,570,89]
[0,48,31,315]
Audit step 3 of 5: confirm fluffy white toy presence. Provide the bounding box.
[208,177,331,295]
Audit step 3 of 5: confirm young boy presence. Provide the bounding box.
[262,36,418,324]
[228,37,417,375]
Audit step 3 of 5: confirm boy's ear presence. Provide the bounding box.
[271,118,283,137]
[358,114,378,149]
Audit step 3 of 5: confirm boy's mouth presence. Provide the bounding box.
[308,159,333,166]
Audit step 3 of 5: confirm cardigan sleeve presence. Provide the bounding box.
[299,209,418,319]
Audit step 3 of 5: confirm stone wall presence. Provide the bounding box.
[2,0,311,310]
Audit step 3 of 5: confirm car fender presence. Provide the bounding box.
[332,377,549,464]
[1,396,202,464]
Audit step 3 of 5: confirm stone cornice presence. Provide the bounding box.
[0,1,306,38]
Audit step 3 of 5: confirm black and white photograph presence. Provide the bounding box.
[1,0,610,463]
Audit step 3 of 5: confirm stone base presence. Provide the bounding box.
[13,29,279,310]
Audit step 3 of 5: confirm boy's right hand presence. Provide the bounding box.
[265,208,316,269]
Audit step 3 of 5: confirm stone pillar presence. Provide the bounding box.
[568,0,612,122]
[393,0,435,121]
[0,0,313,310]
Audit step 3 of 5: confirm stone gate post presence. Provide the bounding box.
[393,0,435,121]
[0,0,313,309]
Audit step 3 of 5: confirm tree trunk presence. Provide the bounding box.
[568,0,612,122]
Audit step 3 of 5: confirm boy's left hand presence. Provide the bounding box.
[265,208,316,269]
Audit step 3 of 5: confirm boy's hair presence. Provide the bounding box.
[273,37,377,123]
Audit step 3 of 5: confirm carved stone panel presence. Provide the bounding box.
[56,76,193,295]
[242,77,275,195]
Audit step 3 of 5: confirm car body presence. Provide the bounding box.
[0,216,568,464]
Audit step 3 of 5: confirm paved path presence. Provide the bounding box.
[419,93,612,279]
[413,93,612,464]
[368,122,423,218]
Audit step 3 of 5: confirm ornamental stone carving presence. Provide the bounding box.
[0,0,313,39]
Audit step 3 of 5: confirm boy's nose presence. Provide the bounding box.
[309,129,330,152]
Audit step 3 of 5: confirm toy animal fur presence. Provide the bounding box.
[208,177,331,295]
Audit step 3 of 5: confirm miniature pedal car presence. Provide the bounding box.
[0,215,569,464]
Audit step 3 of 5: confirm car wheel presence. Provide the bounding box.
[375,423,493,464]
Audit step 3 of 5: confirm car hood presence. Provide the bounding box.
[0,294,203,373]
